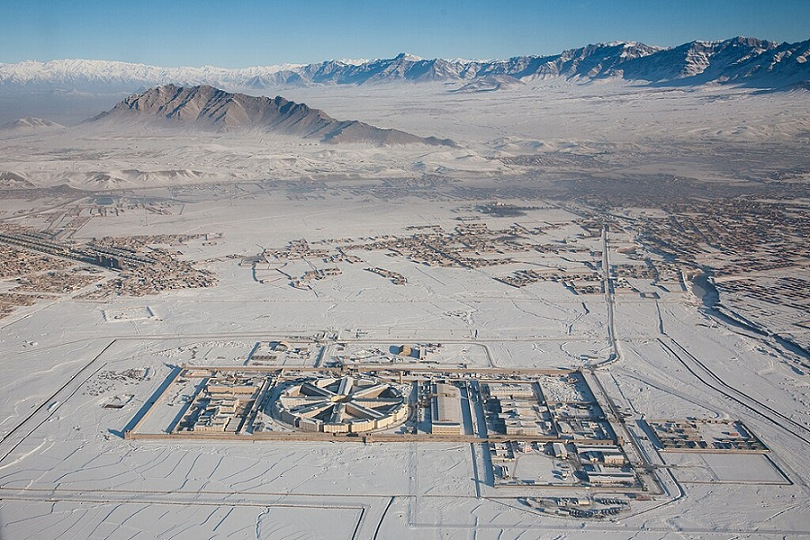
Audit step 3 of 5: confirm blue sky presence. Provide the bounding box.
[3,0,809,67]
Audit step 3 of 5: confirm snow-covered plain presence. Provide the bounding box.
[3,81,808,192]
[0,79,809,539]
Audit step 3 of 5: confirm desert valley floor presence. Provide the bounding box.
[0,80,809,539]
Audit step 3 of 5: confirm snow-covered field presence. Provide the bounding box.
[0,80,808,538]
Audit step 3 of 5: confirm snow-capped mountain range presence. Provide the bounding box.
[1,37,808,93]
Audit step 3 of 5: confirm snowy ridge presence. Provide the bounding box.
[0,59,306,92]
[0,117,64,130]
[1,37,808,92]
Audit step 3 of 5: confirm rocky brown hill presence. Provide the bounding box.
[93,84,457,147]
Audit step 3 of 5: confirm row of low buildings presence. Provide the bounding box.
[192,397,240,432]
[489,439,635,487]
[647,419,768,453]
[188,375,266,433]
[482,380,613,441]
[364,267,407,285]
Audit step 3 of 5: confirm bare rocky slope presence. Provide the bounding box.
[92,84,457,146]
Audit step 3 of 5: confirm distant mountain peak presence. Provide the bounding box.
[394,53,423,61]
[94,84,457,147]
[0,117,65,130]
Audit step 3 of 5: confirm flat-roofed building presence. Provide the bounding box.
[574,444,628,466]
[585,466,636,485]
[431,383,462,434]
[485,382,535,399]
[603,452,628,467]
[504,419,541,436]
[208,383,258,395]
[552,442,568,458]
